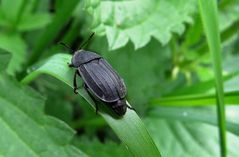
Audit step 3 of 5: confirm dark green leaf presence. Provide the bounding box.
[73,137,131,157]
[0,75,88,157]
[0,49,11,72]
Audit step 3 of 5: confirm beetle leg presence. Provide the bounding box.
[76,70,81,77]
[84,83,99,114]
[68,62,74,67]
[95,102,99,115]
[73,70,79,94]
[126,105,136,112]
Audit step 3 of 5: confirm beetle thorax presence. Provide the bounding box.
[71,50,101,67]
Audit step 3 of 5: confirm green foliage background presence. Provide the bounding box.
[0,0,239,157]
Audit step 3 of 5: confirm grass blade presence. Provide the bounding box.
[21,53,162,157]
[151,91,239,106]
[198,0,226,157]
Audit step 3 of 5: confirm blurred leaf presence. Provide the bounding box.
[0,0,38,29]
[151,91,239,107]
[0,75,88,157]
[0,33,26,74]
[148,106,239,136]
[73,137,131,157]
[22,53,162,157]
[0,49,11,72]
[219,0,239,31]
[18,13,51,31]
[0,0,24,23]
[165,68,239,97]
[27,0,80,67]
[85,0,197,49]
[0,8,8,27]
[145,118,239,157]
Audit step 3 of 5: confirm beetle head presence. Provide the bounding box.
[111,99,127,116]
[71,50,83,67]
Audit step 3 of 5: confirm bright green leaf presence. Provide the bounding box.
[85,0,197,50]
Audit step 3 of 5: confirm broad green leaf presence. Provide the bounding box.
[85,0,197,50]
[0,49,11,72]
[0,33,27,74]
[18,13,51,31]
[0,75,88,157]
[148,106,239,136]
[22,53,162,157]
[144,118,239,157]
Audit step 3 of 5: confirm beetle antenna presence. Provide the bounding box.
[79,32,95,49]
[59,42,74,54]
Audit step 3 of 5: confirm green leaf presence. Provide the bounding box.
[0,49,11,72]
[0,75,88,157]
[18,13,51,31]
[85,0,197,50]
[22,53,162,157]
[0,0,36,30]
[73,137,132,157]
[148,106,239,136]
[0,33,27,74]
[27,0,80,67]
[0,0,23,23]
[145,118,239,157]
[165,71,239,96]
[219,0,239,31]
[151,91,239,107]
[199,0,226,156]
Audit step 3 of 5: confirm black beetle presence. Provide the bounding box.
[61,33,134,116]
